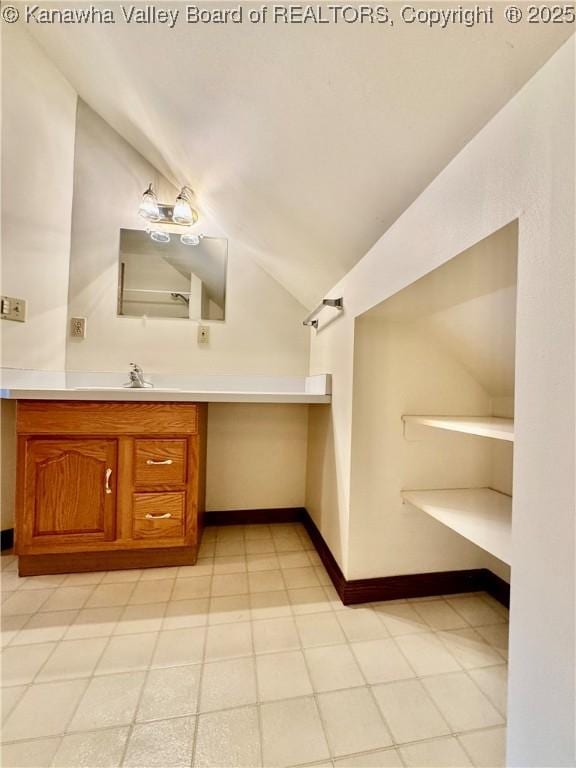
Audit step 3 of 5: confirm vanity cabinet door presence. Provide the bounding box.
[20,438,117,550]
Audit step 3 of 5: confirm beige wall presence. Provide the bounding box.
[1,26,77,530]
[66,100,309,377]
[350,314,513,583]
[1,25,77,369]
[307,39,575,766]
[306,405,342,562]
[0,401,16,530]
[207,404,308,511]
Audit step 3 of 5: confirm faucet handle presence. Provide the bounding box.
[124,362,151,389]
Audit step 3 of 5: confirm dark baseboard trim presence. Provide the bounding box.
[343,570,487,605]
[1,528,14,552]
[300,509,510,608]
[205,508,306,526]
[301,511,480,604]
[482,568,511,609]
[300,509,348,596]
[204,507,510,607]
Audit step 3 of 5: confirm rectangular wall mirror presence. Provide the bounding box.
[118,229,227,321]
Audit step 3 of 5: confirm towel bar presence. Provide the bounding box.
[303,298,343,328]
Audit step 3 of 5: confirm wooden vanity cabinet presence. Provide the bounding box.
[15,401,207,576]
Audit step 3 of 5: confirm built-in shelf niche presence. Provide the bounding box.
[351,220,518,575]
[395,222,517,565]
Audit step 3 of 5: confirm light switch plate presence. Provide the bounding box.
[197,325,210,344]
[0,296,26,322]
[70,317,87,339]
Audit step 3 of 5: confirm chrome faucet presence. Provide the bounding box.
[124,363,152,389]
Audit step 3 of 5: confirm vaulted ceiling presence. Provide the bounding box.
[26,9,572,307]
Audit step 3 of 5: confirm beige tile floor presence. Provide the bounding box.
[0,523,509,768]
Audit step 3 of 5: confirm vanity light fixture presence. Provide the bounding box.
[180,233,201,246]
[172,187,198,225]
[138,184,200,243]
[138,183,161,222]
[149,229,171,243]
[138,184,199,228]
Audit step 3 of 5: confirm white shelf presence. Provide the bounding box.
[402,488,512,564]
[402,415,514,442]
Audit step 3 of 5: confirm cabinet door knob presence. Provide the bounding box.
[146,459,173,465]
[105,467,113,495]
[145,513,172,520]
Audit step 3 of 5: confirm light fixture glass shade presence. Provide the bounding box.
[172,189,197,225]
[150,230,171,243]
[138,184,160,221]
[180,233,200,246]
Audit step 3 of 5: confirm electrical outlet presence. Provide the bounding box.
[70,317,87,339]
[197,325,210,344]
[0,296,26,323]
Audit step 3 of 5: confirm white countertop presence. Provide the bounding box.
[0,370,331,404]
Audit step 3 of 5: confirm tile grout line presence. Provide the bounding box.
[369,595,508,664]
[46,580,144,765]
[294,606,358,763]
[117,592,172,767]
[255,526,300,767]
[456,730,483,767]
[2,614,508,690]
[2,606,508,680]
[0,652,508,720]
[396,597,507,723]
[339,610,445,756]
[1,679,506,757]
[1,708,508,751]
[188,531,216,768]
[459,664,508,721]
[245,526,266,768]
[3,595,509,633]
[1,529,508,767]
[7,606,81,652]
[351,625,506,739]
[4,583,105,705]
[340,599,505,747]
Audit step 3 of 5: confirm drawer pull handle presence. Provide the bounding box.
[146,459,174,465]
[145,513,172,520]
[105,467,113,495]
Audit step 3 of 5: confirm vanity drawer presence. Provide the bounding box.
[132,492,185,540]
[17,402,199,436]
[134,439,187,485]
